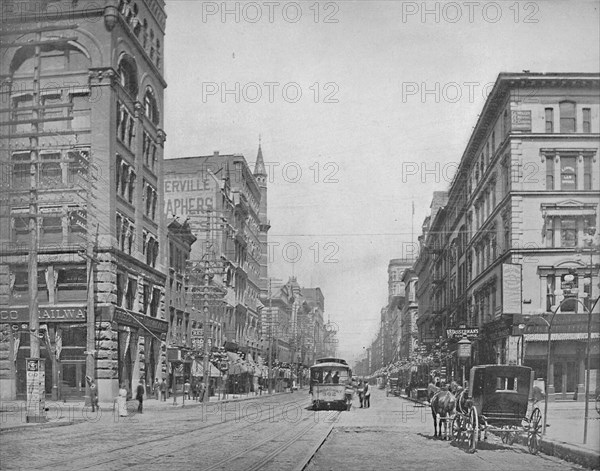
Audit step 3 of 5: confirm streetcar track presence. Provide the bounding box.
[36,397,310,470]
[202,410,341,471]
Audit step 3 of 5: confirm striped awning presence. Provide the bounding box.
[524,333,599,342]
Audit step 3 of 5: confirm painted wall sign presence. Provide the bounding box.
[164,175,216,217]
[511,110,532,131]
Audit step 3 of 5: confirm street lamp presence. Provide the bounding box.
[525,296,598,438]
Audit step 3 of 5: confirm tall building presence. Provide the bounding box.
[381,258,413,365]
[0,0,168,401]
[414,72,599,399]
[163,148,268,360]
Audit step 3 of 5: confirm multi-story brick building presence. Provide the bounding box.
[163,148,268,361]
[414,72,600,399]
[0,0,169,401]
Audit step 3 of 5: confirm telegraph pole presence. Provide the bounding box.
[268,278,273,394]
[25,26,44,423]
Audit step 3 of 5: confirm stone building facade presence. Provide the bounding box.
[0,0,169,401]
[414,72,600,397]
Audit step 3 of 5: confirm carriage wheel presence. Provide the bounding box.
[467,408,478,453]
[451,415,463,443]
[527,408,542,455]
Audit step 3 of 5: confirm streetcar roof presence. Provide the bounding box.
[310,362,351,370]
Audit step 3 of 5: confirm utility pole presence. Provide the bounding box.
[202,213,211,402]
[268,278,273,394]
[25,26,44,423]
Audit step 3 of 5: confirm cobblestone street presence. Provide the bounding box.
[1,389,590,470]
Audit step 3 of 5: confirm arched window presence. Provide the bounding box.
[144,87,159,125]
[117,54,138,97]
[10,42,90,75]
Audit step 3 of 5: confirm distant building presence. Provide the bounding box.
[163,148,269,360]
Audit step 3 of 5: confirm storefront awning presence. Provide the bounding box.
[191,360,221,377]
[525,333,599,342]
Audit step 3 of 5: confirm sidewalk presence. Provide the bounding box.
[399,393,600,469]
[0,390,288,433]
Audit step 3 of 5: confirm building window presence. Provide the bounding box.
[150,287,160,317]
[68,210,86,244]
[125,277,137,310]
[13,216,30,245]
[40,152,62,187]
[503,109,509,136]
[545,108,554,133]
[42,93,65,132]
[582,108,591,133]
[12,94,33,133]
[560,218,577,247]
[584,156,592,190]
[69,93,91,130]
[11,269,48,303]
[559,101,576,133]
[144,87,159,125]
[68,149,89,186]
[56,267,87,302]
[117,54,139,97]
[560,155,577,190]
[128,171,136,203]
[41,215,62,245]
[546,156,554,190]
[11,152,30,187]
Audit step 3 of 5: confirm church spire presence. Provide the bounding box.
[254,135,267,177]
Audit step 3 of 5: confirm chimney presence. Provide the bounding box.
[213,151,219,157]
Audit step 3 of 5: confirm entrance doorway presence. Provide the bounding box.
[60,362,85,399]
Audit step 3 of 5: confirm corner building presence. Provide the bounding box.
[415,73,599,399]
[0,0,168,401]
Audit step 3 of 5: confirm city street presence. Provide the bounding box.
[1,389,588,470]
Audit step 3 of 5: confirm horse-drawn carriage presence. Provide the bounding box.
[452,365,542,454]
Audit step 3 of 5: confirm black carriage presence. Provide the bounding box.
[452,365,542,454]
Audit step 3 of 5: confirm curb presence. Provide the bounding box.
[0,419,87,434]
[394,395,599,469]
[0,392,292,433]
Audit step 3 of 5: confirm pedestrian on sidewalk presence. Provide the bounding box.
[192,380,199,401]
[363,382,371,408]
[160,378,167,401]
[117,384,128,417]
[90,380,100,412]
[136,379,145,414]
[153,378,160,400]
[199,380,206,402]
[357,380,365,408]
[184,379,191,400]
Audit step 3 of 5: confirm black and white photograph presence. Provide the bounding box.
[0,1,599,469]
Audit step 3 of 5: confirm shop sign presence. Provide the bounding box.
[1,306,86,323]
[446,328,479,340]
[502,263,522,315]
[113,308,168,333]
[26,358,45,421]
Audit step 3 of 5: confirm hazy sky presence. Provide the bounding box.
[163,0,600,363]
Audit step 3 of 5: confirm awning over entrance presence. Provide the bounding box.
[525,333,599,341]
[191,360,221,377]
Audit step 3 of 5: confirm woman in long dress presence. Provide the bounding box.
[117,384,128,417]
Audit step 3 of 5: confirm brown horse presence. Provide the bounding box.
[430,388,456,440]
